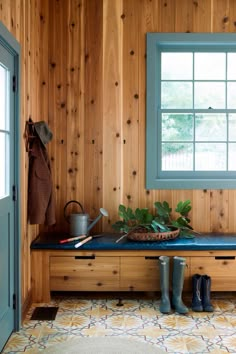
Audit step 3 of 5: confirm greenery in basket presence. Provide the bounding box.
[112,200,196,238]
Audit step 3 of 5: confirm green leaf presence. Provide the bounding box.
[152,219,170,232]
[175,200,191,216]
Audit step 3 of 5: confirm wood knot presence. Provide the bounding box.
[134,94,139,99]
[121,13,125,20]
[223,16,229,23]
[97,282,102,286]
[130,50,134,55]
[127,119,131,124]
[51,62,56,68]
[127,195,131,200]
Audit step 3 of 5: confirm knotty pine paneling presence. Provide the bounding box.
[2,0,236,314]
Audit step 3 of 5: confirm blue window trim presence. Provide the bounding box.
[146,32,236,190]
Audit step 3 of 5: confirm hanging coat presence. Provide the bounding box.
[28,137,56,225]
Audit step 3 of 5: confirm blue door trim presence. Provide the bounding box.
[0,21,21,331]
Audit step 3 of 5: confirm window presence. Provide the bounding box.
[146,33,236,189]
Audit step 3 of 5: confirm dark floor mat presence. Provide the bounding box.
[30,307,58,320]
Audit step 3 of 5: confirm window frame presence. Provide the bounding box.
[146,32,236,190]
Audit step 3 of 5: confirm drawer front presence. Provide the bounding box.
[50,256,119,291]
[120,256,191,291]
[120,256,160,291]
[190,256,236,291]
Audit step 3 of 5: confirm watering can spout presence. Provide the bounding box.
[87,208,109,233]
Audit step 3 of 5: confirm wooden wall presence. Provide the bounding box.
[1,0,236,310]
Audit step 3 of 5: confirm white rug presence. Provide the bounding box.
[43,336,165,353]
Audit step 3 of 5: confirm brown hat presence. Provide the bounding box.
[34,121,53,145]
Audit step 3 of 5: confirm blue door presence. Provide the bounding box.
[0,33,18,351]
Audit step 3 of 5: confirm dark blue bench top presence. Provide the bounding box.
[31,232,236,251]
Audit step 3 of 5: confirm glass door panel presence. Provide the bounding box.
[0,64,10,199]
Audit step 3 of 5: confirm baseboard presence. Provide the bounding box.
[22,290,32,322]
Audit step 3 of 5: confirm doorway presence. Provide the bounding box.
[0,22,20,352]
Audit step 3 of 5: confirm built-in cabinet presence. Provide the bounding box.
[31,249,236,303]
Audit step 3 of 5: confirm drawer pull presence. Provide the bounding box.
[74,255,95,259]
[145,256,159,260]
[215,256,235,260]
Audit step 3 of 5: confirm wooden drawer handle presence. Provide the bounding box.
[74,255,95,259]
[145,256,159,260]
[215,256,235,260]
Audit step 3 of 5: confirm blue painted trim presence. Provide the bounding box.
[0,21,21,330]
[146,32,236,190]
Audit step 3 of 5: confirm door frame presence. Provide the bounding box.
[0,21,21,330]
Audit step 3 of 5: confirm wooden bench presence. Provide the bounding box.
[31,232,236,302]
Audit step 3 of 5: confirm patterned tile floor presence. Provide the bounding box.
[2,292,236,353]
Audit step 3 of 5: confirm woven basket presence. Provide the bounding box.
[127,226,180,242]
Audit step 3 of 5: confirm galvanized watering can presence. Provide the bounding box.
[64,200,108,236]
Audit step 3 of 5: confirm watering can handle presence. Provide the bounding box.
[64,200,85,223]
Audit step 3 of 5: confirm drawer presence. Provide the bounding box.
[190,256,236,291]
[120,256,191,291]
[120,256,160,291]
[50,256,120,291]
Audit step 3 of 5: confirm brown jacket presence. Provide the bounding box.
[28,138,56,225]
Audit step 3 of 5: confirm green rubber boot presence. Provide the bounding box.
[172,256,189,314]
[159,256,171,314]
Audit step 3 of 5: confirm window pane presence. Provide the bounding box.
[195,114,226,141]
[229,114,236,141]
[0,65,7,130]
[194,53,226,80]
[162,143,193,170]
[0,132,9,199]
[161,53,193,80]
[161,82,192,108]
[227,53,236,80]
[195,143,226,170]
[194,82,225,109]
[162,113,193,141]
[228,143,236,170]
[227,82,236,109]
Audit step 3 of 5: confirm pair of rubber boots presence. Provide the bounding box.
[191,274,214,312]
[159,256,188,314]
